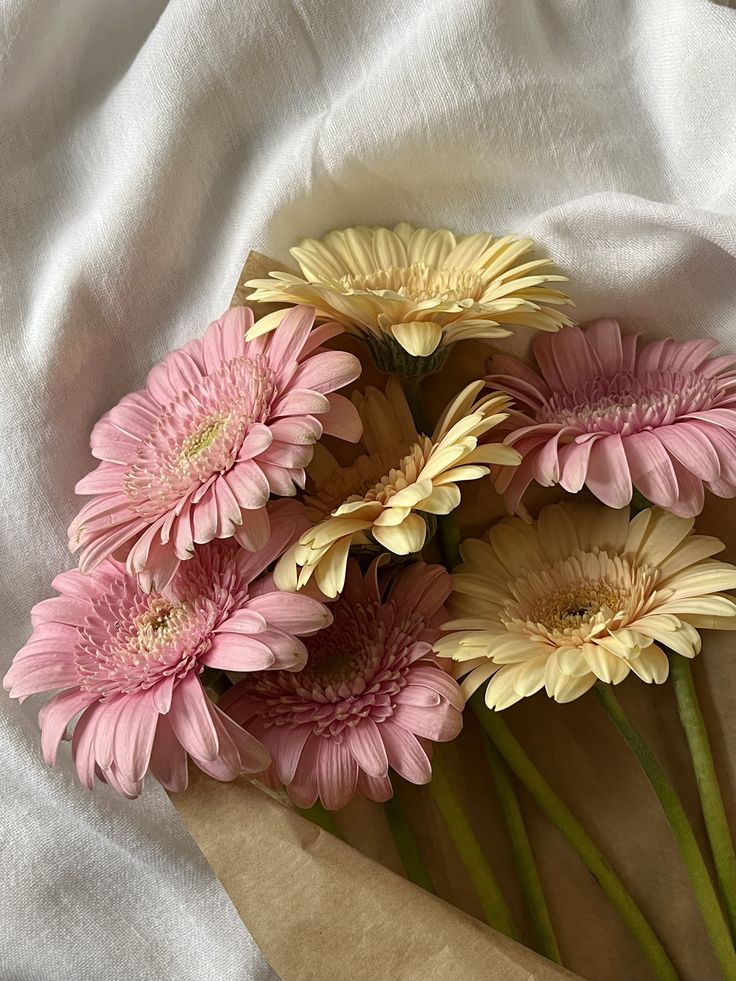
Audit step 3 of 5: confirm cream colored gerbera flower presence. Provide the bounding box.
[273,378,520,598]
[245,224,573,373]
[436,502,736,710]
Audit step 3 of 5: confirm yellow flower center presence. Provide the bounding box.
[179,415,228,463]
[337,262,487,303]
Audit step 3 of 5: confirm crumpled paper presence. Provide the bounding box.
[173,252,736,981]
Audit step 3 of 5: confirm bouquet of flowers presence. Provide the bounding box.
[7,224,736,981]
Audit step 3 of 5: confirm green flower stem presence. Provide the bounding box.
[596,683,736,980]
[384,793,436,893]
[472,695,678,981]
[403,376,429,435]
[429,751,519,939]
[669,654,736,940]
[298,801,342,839]
[482,735,562,964]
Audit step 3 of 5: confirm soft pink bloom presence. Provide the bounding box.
[486,319,736,516]
[222,559,464,811]
[69,305,362,591]
[4,503,331,798]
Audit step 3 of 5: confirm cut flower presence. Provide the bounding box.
[4,505,331,797]
[69,305,362,591]
[222,558,463,810]
[436,502,736,710]
[245,223,572,371]
[486,319,736,517]
[274,378,520,598]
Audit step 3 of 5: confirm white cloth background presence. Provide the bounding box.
[2,0,736,977]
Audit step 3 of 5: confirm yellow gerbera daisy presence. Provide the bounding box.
[273,378,520,598]
[436,502,736,710]
[245,223,573,373]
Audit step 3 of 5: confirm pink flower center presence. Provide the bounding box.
[537,370,720,435]
[124,356,276,516]
[241,597,425,738]
[74,580,218,697]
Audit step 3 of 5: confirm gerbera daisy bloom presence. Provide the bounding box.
[244,223,572,373]
[222,559,463,810]
[4,504,331,798]
[436,502,736,710]
[69,304,362,591]
[273,378,520,598]
[486,319,736,517]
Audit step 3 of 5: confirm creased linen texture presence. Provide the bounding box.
[1,0,736,978]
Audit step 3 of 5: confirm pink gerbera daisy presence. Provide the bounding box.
[4,503,331,798]
[222,559,464,810]
[486,319,736,516]
[69,305,362,591]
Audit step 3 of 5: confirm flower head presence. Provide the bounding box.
[436,502,736,710]
[486,319,736,516]
[273,378,520,598]
[69,305,362,591]
[222,559,463,810]
[4,504,331,797]
[245,224,572,373]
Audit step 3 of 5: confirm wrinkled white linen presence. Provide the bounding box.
[1,0,736,977]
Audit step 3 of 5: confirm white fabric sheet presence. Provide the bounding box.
[2,0,736,977]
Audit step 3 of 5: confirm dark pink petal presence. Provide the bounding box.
[582,319,623,375]
[558,435,600,493]
[488,352,548,395]
[381,723,432,784]
[409,664,465,709]
[71,703,103,789]
[201,633,277,671]
[236,423,274,461]
[623,431,678,507]
[585,434,632,507]
[211,705,271,773]
[168,674,219,762]
[392,703,462,741]
[75,463,126,495]
[269,724,311,784]
[225,460,270,510]
[271,389,330,418]
[148,714,189,793]
[348,719,389,778]
[394,686,441,707]
[245,592,331,635]
[318,738,358,810]
[388,563,451,619]
[531,331,566,391]
[288,350,362,394]
[266,305,315,370]
[269,416,322,446]
[113,689,159,782]
[635,338,674,375]
[549,326,600,392]
[321,393,362,442]
[287,734,321,808]
[503,454,537,513]
[357,770,393,803]
[166,350,203,393]
[214,476,242,538]
[39,689,98,765]
[655,424,721,481]
[667,458,705,517]
[664,338,719,374]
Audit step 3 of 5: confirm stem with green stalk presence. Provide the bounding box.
[669,653,736,941]
[429,750,519,939]
[384,792,435,893]
[482,735,562,963]
[596,683,736,980]
[472,696,679,981]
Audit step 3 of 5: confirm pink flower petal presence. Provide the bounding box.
[392,703,462,741]
[225,461,270,510]
[168,674,219,763]
[148,714,189,792]
[266,305,316,372]
[245,592,331,635]
[39,689,98,765]
[583,319,623,375]
[236,423,274,462]
[357,770,393,803]
[270,724,312,785]
[271,389,330,418]
[289,350,362,395]
[318,738,358,810]
[288,734,321,808]
[348,719,389,778]
[321,393,362,442]
[585,434,632,507]
[113,689,159,782]
[623,431,679,507]
[655,423,721,481]
[381,723,432,784]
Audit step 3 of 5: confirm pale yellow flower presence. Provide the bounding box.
[245,224,572,371]
[436,502,736,710]
[273,378,520,598]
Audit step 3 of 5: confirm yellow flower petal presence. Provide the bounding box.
[390,320,443,357]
